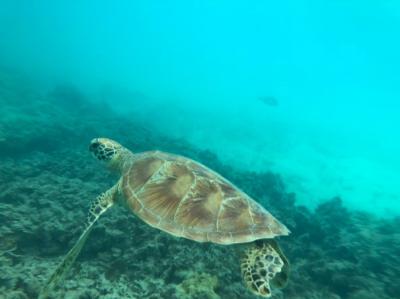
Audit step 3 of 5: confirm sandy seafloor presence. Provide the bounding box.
[0,69,399,299]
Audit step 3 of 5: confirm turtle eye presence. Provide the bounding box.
[89,141,100,152]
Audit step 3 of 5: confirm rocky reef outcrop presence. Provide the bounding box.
[0,69,399,299]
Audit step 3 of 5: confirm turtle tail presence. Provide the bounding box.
[240,239,290,297]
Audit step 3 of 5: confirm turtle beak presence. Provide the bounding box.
[89,138,122,162]
[89,138,104,161]
[89,138,114,161]
[89,138,100,148]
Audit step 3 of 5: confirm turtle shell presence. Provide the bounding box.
[121,151,289,245]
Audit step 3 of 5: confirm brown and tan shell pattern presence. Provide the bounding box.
[121,151,289,245]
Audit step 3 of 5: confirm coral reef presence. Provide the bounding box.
[0,69,399,298]
[177,273,220,299]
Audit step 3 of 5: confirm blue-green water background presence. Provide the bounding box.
[1,1,399,217]
[1,2,400,299]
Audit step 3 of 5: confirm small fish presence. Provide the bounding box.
[258,96,279,107]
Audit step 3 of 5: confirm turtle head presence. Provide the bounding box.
[89,138,131,172]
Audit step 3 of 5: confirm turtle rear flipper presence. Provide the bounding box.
[241,240,289,297]
[38,184,118,299]
[265,239,290,289]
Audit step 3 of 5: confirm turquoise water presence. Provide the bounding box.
[2,1,399,216]
[1,1,400,299]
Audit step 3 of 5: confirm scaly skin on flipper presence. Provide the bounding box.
[240,240,289,298]
[38,184,119,299]
[266,239,290,289]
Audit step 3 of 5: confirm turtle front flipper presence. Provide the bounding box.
[240,239,289,297]
[38,184,119,299]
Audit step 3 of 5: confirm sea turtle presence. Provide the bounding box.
[39,138,290,298]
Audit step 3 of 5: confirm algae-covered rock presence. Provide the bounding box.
[177,273,220,299]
